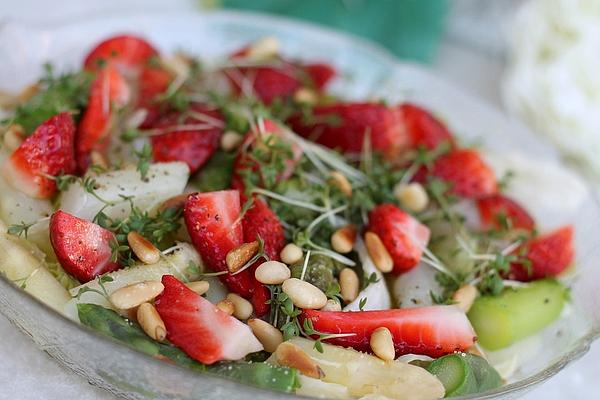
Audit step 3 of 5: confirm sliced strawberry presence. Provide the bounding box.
[509,226,574,281]
[155,275,263,364]
[400,103,454,150]
[184,190,268,311]
[76,63,131,172]
[137,65,173,128]
[303,63,336,90]
[232,118,302,192]
[431,149,497,198]
[241,196,285,316]
[242,197,285,261]
[83,34,158,72]
[150,103,223,173]
[477,194,535,231]
[1,112,76,199]
[225,64,300,105]
[49,210,120,283]
[288,102,410,159]
[302,306,477,358]
[367,204,430,274]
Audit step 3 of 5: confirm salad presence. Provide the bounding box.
[0,34,576,399]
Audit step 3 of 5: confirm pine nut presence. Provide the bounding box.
[365,232,393,273]
[18,83,39,102]
[255,261,291,285]
[220,130,244,152]
[339,268,359,303]
[320,299,342,311]
[216,299,235,315]
[109,281,164,310]
[158,193,190,212]
[90,150,109,169]
[330,225,356,254]
[329,171,352,197]
[452,284,478,313]
[3,124,24,152]
[282,278,328,309]
[227,293,254,320]
[248,318,283,353]
[127,231,161,265]
[162,53,192,77]
[186,280,210,296]
[275,342,324,379]
[226,241,259,273]
[370,327,395,361]
[280,243,303,265]
[125,108,148,129]
[394,182,429,213]
[247,36,280,60]
[293,87,318,105]
[137,302,167,341]
[0,90,19,108]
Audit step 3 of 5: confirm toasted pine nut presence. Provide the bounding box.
[248,318,283,353]
[330,225,356,254]
[3,124,24,151]
[282,278,328,309]
[255,261,291,285]
[365,232,393,273]
[90,150,108,169]
[394,182,429,213]
[186,280,210,296]
[127,231,161,265]
[226,241,259,273]
[329,171,352,197]
[216,299,235,315]
[452,284,478,313]
[293,87,318,105]
[339,268,359,303]
[125,108,148,129]
[109,281,164,310]
[137,302,167,341]
[247,36,280,60]
[227,293,253,320]
[220,130,244,152]
[18,83,39,102]
[370,327,395,361]
[320,299,342,311]
[162,53,192,77]
[158,193,190,212]
[275,342,324,379]
[280,243,303,265]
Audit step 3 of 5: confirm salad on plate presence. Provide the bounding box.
[0,34,579,399]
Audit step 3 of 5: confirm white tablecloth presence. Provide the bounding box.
[1,1,598,399]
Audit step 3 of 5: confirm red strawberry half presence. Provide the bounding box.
[1,112,77,199]
[303,63,336,90]
[137,65,173,128]
[150,103,223,173]
[288,102,410,159]
[509,226,574,281]
[367,204,430,274]
[302,306,476,358]
[477,194,535,231]
[49,210,120,283]
[83,34,158,72]
[155,275,263,364]
[400,103,454,150]
[184,190,267,309]
[225,64,301,105]
[431,149,497,199]
[76,63,131,172]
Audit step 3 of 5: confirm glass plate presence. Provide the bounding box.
[0,10,599,400]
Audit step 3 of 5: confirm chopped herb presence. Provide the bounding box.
[135,143,152,180]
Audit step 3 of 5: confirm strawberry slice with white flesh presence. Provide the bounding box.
[302,306,477,358]
[183,190,269,312]
[76,62,131,172]
[155,275,263,364]
[49,210,120,283]
[1,112,77,199]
